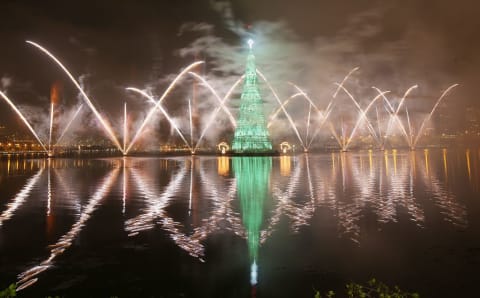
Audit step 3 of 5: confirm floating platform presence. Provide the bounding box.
[221,151,281,157]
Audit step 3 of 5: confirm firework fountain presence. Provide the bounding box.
[0,41,460,155]
[26,41,125,154]
[0,90,48,153]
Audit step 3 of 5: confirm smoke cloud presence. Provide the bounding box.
[1,76,12,90]
[174,1,465,146]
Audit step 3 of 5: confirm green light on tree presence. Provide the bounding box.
[232,40,273,153]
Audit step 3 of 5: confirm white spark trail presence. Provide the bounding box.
[256,70,306,150]
[306,103,312,145]
[267,93,302,128]
[334,83,379,145]
[123,102,127,153]
[189,99,193,149]
[345,90,389,150]
[55,104,83,146]
[372,86,414,147]
[188,72,236,127]
[306,68,360,148]
[125,61,203,153]
[194,75,244,152]
[289,83,323,115]
[333,67,360,98]
[26,41,124,153]
[406,106,413,147]
[48,102,54,152]
[288,83,338,148]
[126,88,192,152]
[0,91,48,152]
[413,84,459,147]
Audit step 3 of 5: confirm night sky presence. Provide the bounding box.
[1,0,479,141]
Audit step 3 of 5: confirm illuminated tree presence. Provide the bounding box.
[232,40,273,153]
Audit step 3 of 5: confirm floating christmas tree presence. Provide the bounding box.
[232,39,273,153]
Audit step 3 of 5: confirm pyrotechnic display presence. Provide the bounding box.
[0,1,479,297]
[0,39,463,155]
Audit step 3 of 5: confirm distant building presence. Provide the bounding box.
[465,106,480,136]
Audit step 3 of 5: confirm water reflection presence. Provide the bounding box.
[217,156,230,176]
[0,149,477,292]
[124,160,207,259]
[233,157,272,286]
[279,155,291,176]
[16,165,120,291]
[0,168,44,226]
[268,155,316,236]
[466,149,471,180]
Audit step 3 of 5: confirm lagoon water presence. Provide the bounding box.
[0,149,479,297]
